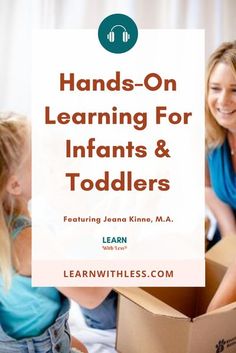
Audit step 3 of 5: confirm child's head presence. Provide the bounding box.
[0,112,30,287]
[0,112,31,206]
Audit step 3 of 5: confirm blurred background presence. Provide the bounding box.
[0,0,235,115]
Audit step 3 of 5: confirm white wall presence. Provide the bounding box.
[0,0,235,115]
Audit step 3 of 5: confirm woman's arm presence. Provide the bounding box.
[207,259,236,312]
[205,186,236,237]
[205,160,236,237]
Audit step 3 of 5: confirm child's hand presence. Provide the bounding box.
[71,336,89,353]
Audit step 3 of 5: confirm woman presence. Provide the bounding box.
[205,41,236,311]
[206,41,236,242]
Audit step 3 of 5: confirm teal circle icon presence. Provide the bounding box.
[98,14,138,54]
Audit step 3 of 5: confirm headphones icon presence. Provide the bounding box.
[107,25,130,43]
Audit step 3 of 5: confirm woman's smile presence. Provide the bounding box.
[208,62,236,132]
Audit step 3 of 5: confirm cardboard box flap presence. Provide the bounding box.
[193,301,236,321]
[206,235,236,267]
[115,287,189,319]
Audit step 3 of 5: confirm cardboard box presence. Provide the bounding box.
[115,236,236,353]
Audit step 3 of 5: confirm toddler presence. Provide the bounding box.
[0,112,110,353]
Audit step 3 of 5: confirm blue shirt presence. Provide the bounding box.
[208,139,236,210]
[0,216,62,339]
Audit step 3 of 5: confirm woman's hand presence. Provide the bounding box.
[207,259,236,312]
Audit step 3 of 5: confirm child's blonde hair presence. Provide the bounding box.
[0,112,29,287]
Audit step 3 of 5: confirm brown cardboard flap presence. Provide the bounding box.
[116,294,190,353]
[206,236,236,267]
[187,305,236,353]
[142,286,197,318]
[115,287,189,319]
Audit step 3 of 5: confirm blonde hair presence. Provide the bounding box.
[206,41,236,150]
[0,112,29,287]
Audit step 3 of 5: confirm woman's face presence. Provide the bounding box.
[208,62,236,133]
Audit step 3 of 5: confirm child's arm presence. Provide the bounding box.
[57,287,112,309]
[13,227,32,276]
[13,227,112,308]
[207,259,236,312]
